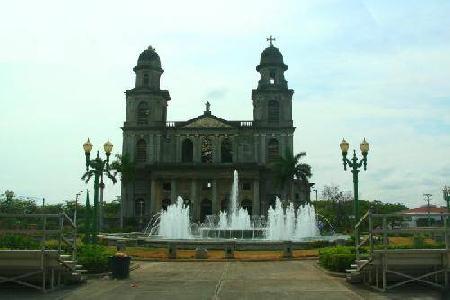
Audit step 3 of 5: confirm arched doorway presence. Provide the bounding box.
[200,198,212,222]
[162,198,171,211]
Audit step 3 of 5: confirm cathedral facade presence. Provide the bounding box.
[121,41,311,223]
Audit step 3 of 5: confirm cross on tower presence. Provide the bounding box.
[266,35,276,46]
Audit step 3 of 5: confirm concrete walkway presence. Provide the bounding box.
[0,260,443,299]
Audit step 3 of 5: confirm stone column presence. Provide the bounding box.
[147,134,152,162]
[170,178,177,204]
[232,135,239,162]
[212,179,218,214]
[190,179,198,220]
[253,134,259,163]
[125,182,134,218]
[253,180,260,215]
[155,134,161,162]
[151,179,157,215]
[145,178,152,216]
[288,134,293,153]
[214,135,221,163]
[260,134,266,163]
[175,135,181,163]
[193,135,200,163]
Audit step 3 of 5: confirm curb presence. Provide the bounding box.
[85,263,140,279]
[313,262,347,278]
[131,256,319,262]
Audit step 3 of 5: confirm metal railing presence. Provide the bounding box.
[0,213,77,260]
[354,210,450,261]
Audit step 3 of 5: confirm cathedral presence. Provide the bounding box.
[121,39,312,223]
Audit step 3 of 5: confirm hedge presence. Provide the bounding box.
[319,246,358,272]
[77,244,115,273]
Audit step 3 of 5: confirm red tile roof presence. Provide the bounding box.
[403,207,447,214]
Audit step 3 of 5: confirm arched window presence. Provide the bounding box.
[221,138,233,163]
[268,138,279,161]
[221,194,229,212]
[143,73,149,86]
[137,102,149,125]
[181,139,193,163]
[221,199,228,212]
[201,136,213,163]
[269,69,276,85]
[200,198,212,222]
[268,100,279,123]
[136,139,147,162]
[241,199,252,216]
[162,198,171,211]
[134,198,145,217]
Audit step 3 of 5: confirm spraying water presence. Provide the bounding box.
[158,196,191,239]
[265,197,320,240]
[150,171,321,240]
[218,170,252,230]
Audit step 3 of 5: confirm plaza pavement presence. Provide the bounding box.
[0,260,443,299]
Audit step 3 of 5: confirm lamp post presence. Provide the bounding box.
[82,138,116,242]
[74,191,83,226]
[340,138,369,225]
[423,193,432,226]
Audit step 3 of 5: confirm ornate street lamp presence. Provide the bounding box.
[82,138,117,242]
[340,138,369,224]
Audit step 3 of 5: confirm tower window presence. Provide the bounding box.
[136,139,147,162]
[242,182,251,191]
[143,73,149,86]
[221,138,233,163]
[268,100,279,123]
[202,181,212,190]
[201,136,213,163]
[137,102,149,125]
[269,70,276,84]
[268,138,279,161]
[181,138,193,162]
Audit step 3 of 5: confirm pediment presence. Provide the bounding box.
[184,116,231,128]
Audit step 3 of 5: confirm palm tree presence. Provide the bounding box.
[270,149,312,203]
[110,154,136,228]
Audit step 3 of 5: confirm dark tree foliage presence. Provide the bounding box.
[270,150,312,201]
[314,185,408,233]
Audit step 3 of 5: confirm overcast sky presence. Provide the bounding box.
[1,0,449,208]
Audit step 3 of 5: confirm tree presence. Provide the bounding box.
[110,154,136,228]
[270,150,312,201]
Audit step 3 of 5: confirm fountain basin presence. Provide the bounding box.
[199,228,266,239]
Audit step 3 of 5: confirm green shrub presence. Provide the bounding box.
[0,234,40,249]
[319,246,359,272]
[77,244,114,274]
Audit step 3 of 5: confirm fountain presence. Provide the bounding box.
[157,196,191,239]
[265,197,319,240]
[151,170,327,241]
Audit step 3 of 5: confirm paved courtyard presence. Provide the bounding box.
[0,260,443,299]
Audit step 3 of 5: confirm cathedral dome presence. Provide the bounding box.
[137,46,161,68]
[257,45,287,71]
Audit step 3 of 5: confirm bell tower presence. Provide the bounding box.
[252,36,293,128]
[125,46,171,127]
